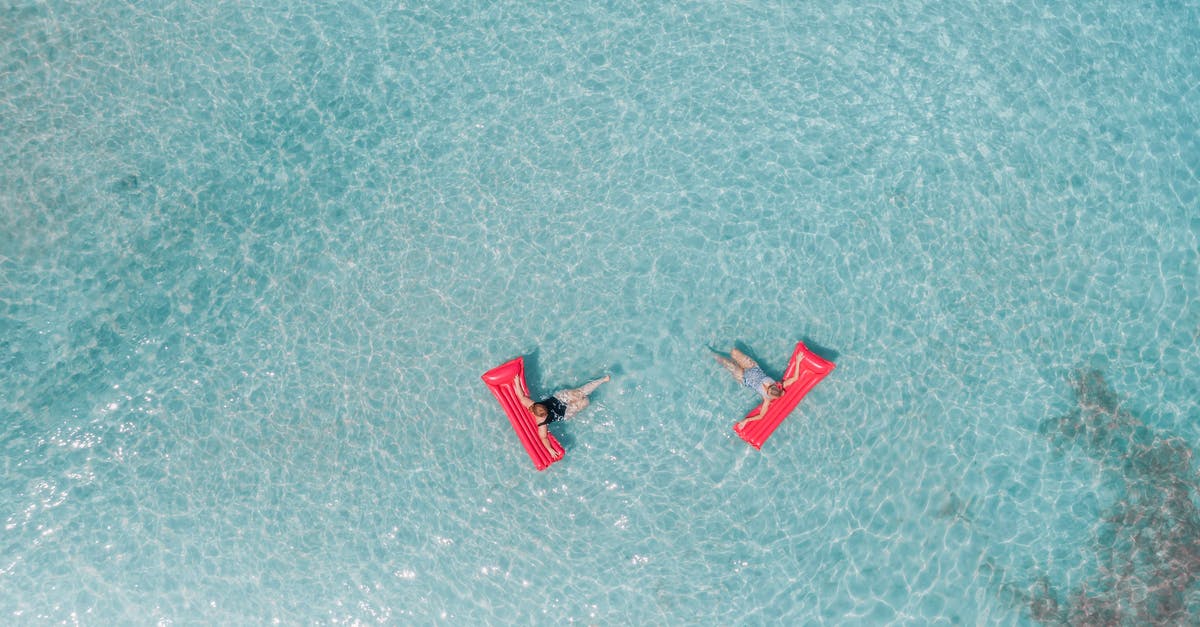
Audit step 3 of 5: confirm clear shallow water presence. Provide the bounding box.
[2,1,1198,624]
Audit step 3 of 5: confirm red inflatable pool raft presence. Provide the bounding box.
[734,342,835,450]
[481,357,563,470]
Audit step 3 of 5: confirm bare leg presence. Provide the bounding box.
[730,348,759,370]
[562,396,589,419]
[559,375,610,419]
[575,375,610,397]
[713,353,745,384]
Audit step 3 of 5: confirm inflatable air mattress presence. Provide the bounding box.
[482,357,563,470]
[734,342,835,450]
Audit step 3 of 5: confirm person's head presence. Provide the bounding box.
[766,383,783,398]
[530,403,549,419]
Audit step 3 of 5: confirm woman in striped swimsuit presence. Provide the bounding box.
[712,346,799,430]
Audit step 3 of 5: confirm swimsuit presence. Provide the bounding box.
[741,366,776,399]
[537,396,568,426]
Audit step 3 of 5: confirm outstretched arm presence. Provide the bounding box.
[782,358,804,387]
[513,375,534,409]
[514,376,558,458]
[737,397,772,430]
[537,424,561,459]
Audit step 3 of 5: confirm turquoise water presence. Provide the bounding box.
[2,1,1198,623]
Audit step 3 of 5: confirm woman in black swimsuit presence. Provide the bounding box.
[513,374,610,459]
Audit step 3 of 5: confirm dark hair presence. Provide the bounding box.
[531,403,548,418]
